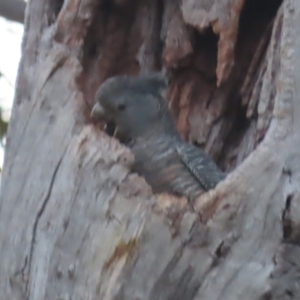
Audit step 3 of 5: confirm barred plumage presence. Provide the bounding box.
[91,73,225,201]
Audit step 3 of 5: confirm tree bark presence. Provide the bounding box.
[1,0,300,299]
[0,0,25,23]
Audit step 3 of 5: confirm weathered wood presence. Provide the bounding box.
[1,0,300,299]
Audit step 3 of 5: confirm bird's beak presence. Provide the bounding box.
[91,102,107,121]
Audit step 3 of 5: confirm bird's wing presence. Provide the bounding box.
[175,143,226,191]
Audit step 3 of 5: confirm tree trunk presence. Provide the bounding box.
[1,0,300,299]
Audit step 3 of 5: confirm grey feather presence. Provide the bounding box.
[175,143,225,191]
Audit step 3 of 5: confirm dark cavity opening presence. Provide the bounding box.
[46,0,64,25]
[218,0,283,170]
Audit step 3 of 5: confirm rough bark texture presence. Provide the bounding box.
[1,0,300,299]
[0,0,25,23]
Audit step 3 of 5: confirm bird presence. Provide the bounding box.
[91,73,225,202]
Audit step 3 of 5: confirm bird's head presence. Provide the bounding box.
[91,73,176,139]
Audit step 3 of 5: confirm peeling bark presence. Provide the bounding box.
[1,0,300,299]
[181,0,245,85]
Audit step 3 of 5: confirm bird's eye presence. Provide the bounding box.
[117,103,126,111]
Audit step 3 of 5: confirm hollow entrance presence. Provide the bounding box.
[76,0,283,172]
